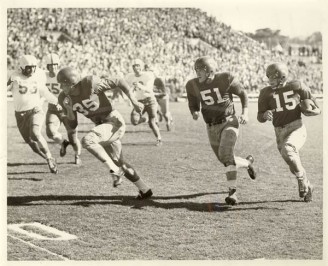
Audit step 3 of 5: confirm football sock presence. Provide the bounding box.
[133,179,150,193]
[226,165,237,189]
[28,141,47,159]
[234,157,249,169]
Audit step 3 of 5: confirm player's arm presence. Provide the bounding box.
[39,85,62,111]
[257,88,273,122]
[99,77,143,113]
[58,91,78,122]
[186,80,201,120]
[298,81,321,116]
[228,76,248,124]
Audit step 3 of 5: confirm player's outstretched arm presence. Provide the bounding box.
[117,78,143,113]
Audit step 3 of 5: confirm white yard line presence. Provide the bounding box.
[7,234,69,261]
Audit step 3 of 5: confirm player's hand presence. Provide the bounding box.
[192,111,200,120]
[263,110,274,121]
[63,96,73,110]
[133,102,144,113]
[303,107,321,116]
[55,104,63,112]
[238,114,248,124]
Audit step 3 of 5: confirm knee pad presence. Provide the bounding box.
[82,132,99,149]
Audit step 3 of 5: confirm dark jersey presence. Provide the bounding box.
[186,73,247,124]
[58,75,120,125]
[153,77,167,99]
[257,80,312,127]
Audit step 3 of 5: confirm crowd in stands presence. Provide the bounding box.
[7,8,323,99]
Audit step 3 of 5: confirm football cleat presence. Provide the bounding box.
[297,177,309,198]
[47,157,58,174]
[304,183,314,202]
[74,155,82,165]
[111,167,125,188]
[246,155,257,180]
[225,188,238,205]
[135,189,153,200]
[139,116,148,124]
[60,139,70,157]
[156,139,163,147]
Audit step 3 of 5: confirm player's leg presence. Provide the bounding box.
[103,141,152,199]
[30,108,58,174]
[145,99,162,146]
[276,120,311,201]
[159,97,173,131]
[63,120,82,165]
[15,110,47,159]
[46,111,70,157]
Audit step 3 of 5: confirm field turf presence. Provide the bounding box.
[6,100,323,261]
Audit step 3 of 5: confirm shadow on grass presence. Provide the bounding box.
[7,192,285,212]
[7,171,48,175]
[8,177,43,181]
[7,162,47,167]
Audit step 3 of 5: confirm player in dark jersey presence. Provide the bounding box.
[186,56,257,206]
[57,67,153,199]
[44,53,82,164]
[144,64,174,131]
[258,62,320,202]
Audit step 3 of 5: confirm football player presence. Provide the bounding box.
[125,59,162,146]
[186,56,257,206]
[57,67,153,199]
[44,53,82,164]
[257,62,320,202]
[144,64,174,131]
[7,54,61,174]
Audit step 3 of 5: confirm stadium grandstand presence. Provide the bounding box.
[7,8,323,100]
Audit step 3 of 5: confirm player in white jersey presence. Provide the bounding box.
[7,55,61,174]
[125,59,162,146]
[44,53,82,164]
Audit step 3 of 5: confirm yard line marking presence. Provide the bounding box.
[7,222,77,240]
[7,234,69,261]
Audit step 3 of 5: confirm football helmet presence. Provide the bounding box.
[194,56,218,83]
[194,56,218,74]
[45,53,60,76]
[19,55,38,77]
[266,63,288,88]
[57,67,80,85]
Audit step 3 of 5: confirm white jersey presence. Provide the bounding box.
[45,71,61,98]
[125,71,156,101]
[8,68,58,112]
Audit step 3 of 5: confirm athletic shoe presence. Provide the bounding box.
[297,177,309,198]
[111,167,125,188]
[47,157,58,174]
[156,139,163,147]
[225,188,238,205]
[135,189,153,200]
[60,140,70,157]
[246,155,257,180]
[74,155,82,165]
[304,183,314,202]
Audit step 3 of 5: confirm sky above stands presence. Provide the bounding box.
[200,0,324,38]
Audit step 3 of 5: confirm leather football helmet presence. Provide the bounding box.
[132,59,144,69]
[57,67,80,85]
[194,56,218,75]
[19,55,38,77]
[266,63,288,88]
[45,53,60,76]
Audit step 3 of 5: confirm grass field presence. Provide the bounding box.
[6,100,323,261]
